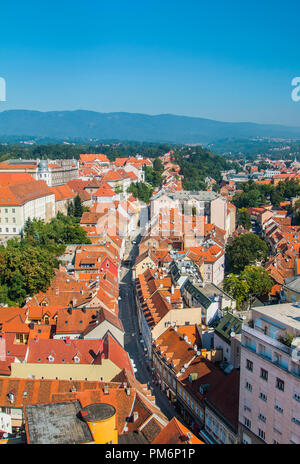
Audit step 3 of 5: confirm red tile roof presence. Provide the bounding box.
[152,417,204,444]
[50,184,76,201]
[93,182,116,198]
[80,154,109,163]
[0,173,35,186]
[26,338,104,364]
[0,180,54,206]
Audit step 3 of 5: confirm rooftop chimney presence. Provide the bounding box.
[103,385,109,395]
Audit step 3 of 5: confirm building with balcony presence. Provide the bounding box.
[239,303,300,444]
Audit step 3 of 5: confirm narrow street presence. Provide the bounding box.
[118,237,179,420]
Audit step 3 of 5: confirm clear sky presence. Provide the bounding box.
[0,0,300,126]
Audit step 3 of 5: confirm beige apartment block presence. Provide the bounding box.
[7,360,121,382]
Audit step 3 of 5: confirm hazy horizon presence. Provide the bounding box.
[1,0,300,126]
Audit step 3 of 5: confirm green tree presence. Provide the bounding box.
[225,233,268,273]
[153,158,164,173]
[0,213,91,306]
[240,266,273,307]
[67,200,75,216]
[224,266,273,309]
[127,182,153,203]
[223,274,250,309]
[74,195,83,218]
[237,208,252,230]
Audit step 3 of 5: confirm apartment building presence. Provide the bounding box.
[239,303,300,444]
[150,190,230,236]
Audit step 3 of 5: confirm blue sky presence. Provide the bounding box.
[0,0,300,125]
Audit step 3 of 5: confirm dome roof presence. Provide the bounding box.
[38,159,49,170]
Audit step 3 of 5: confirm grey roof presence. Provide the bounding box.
[215,313,243,343]
[118,431,149,445]
[198,282,232,300]
[283,276,300,294]
[80,403,116,421]
[182,279,211,310]
[25,401,93,444]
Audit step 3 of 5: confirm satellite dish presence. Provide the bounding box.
[242,315,246,320]
[230,331,236,337]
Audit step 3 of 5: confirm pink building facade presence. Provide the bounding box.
[239,303,300,444]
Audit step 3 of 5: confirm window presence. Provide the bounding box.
[245,382,252,392]
[293,392,300,402]
[259,392,267,402]
[276,378,284,392]
[246,359,253,371]
[258,413,266,423]
[260,368,268,381]
[258,428,265,441]
[12,209,15,213]
[291,416,300,426]
[244,417,251,429]
[274,400,283,414]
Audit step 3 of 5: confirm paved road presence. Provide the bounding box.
[118,238,178,420]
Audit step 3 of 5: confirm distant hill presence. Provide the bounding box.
[0,109,300,144]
